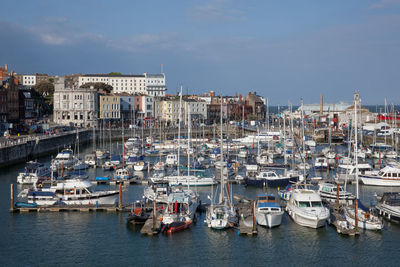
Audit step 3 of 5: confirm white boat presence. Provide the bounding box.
[343,203,383,230]
[255,194,283,228]
[133,161,148,171]
[152,172,217,187]
[73,160,89,171]
[20,178,119,206]
[317,183,355,204]
[238,148,248,158]
[84,154,97,167]
[335,162,375,182]
[314,157,328,170]
[304,140,316,147]
[17,161,51,185]
[51,148,77,170]
[360,165,400,186]
[385,150,398,159]
[205,204,237,229]
[166,154,178,166]
[376,192,400,222]
[114,168,133,180]
[153,161,165,171]
[286,188,330,228]
[143,181,171,203]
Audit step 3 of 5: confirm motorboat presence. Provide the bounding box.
[161,189,198,234]
[114,168,133,180]
[84,154,97,167]
[244,170,299,187]
[151,171,217,187]
[17,161,51,185]
[126,201,151,225]
[144,181,171,204]
[314,157,328,170]
[376,192,400,222]
[51,148,77,170]
[335,162,375,183]
[166,154,178,166]
[360,165,400,186]
[255,194,284,228]
[133,161,148,171]
[317,183,355,204]
[18,178,119,206]
[286,188,330,228]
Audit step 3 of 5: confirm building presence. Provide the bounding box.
[53,78,98,127]
[22,75,36,86]
[118,95,135,121]
[99,95,120,120]
[78,73,166,96]
[184,99,207,123]
[245,92,266,121]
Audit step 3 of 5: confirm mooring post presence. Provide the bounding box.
[119,183,122,211]
[252,200,256,233]
[10,184,14,211]
[153,200,157,230]
[336,183,340,210]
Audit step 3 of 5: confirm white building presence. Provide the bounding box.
[53,78,98,127]
[22,75,36,86]
[78,73,166,96]
[142,96,154,118]
[184,99,207,122]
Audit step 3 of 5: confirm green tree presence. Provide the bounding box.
[33,81,54,96]
[80,82,113,94]
[109,72,121,75]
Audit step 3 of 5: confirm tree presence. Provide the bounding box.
[80,82,113,94]
[109,72,121,76]
[33,81,54,96]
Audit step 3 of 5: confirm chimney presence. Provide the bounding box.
[320,94,323,114]
[254,92,257,95]
[5,64,8,72]
[239,94,242,101]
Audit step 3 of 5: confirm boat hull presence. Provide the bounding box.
[256,211,283,228]
[245,176,299,188]
[360,175,400,186]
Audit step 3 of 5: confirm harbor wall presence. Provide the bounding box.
[0,130,92,168]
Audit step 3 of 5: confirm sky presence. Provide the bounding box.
[1,0,400,105]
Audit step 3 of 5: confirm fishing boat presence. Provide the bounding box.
[317,183,356,204]
[18,178,119,206]
[255,194,284,228]
[314,157,328,170]
[114,168,133,180]
[286,188,330,228]
[17,161,51,185]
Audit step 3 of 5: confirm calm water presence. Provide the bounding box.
[1,143,400,266]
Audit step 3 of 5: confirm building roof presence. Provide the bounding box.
[82,74,145,78]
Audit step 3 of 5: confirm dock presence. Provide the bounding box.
[10,204,120,213]
[236,202,257,236]
[140,212,162,235]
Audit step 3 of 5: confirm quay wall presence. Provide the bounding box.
[0,125,246,168]
[0,130,92,168]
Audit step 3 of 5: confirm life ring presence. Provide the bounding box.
[38,183,43,188]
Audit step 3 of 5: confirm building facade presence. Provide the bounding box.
[99,95,120,120]
[78,73,166,96]
[53,78,98,127]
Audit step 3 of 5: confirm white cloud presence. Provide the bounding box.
[369,0,400,9]
[187,0,247,22]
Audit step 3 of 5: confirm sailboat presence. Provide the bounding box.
[205,95,237,229]
[73,129,89,171]
[344,92,383,230]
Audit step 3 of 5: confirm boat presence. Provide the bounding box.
[19,178,119,206]
[51,148,77,170]
[126,201,151,224]
[166,153,178,166]
[285,188,330,228]
[102,161,116,171]
[17,161,51,185]
[335,162,375,183]
[73,160,89,171]
[343,201,383,230]
[144,180,171,203]
[244,170,299,187]
[161,189,198,234]
[110,154,121,165]
[153,161,165,171]
[255,194,284,228]
[314,157,328,170]
[359,165,400,186]
[317,183,355,204]
[114,168,133,180]
[84,154,97,167]
[376,192,400,222]
[133,161,148,171]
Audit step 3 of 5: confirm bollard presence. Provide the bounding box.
[10,184,14,211]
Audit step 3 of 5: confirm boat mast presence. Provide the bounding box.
[301,98,306,178]
[219,95,225,204]
[354,92,359,230]
[177,86,183,177]
[187,104,191,177]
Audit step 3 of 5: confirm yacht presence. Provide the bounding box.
[151,171,217,187]
[317,183,355,204]
[143,181,171,203]
[335,162,375,183]
[255,194,284,228]
[360,165,400,186]
[17,161,51,185]
[314,157,328,170]
[376,192,400,222]
[286,188,330,228]
[205,204,237,229]
[343,201,383,230]
[244,170,299,187]
[114,168,133,180]
[19,178,119,206]
[133,161,148,171]
[51,148,77,170]
[166,154,178,166]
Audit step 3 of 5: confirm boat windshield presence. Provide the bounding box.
[298,201,311,207]
[311,201,322,207]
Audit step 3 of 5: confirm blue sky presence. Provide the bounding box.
[1,0,400,105]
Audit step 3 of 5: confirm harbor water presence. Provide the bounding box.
[1,143,400,266]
